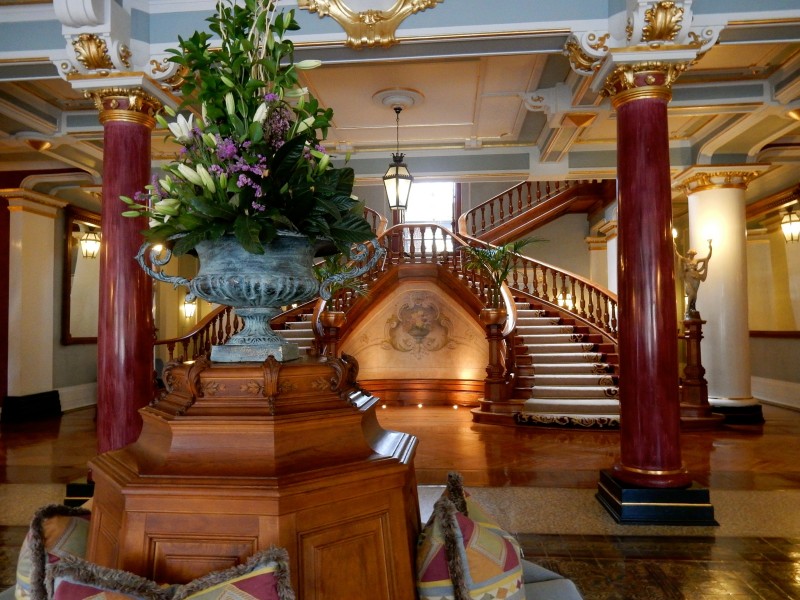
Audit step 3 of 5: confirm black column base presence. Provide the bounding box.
[1,390,61,421]
[596,469,718,526]
[709,402,764,424]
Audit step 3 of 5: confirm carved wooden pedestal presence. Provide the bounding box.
[87,355,420,599]
[679,318,724,430]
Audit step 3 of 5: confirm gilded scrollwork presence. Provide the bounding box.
[72,34,114,70]
[298,0,444,48]
[642,1,684,43]
[564,34,606,75]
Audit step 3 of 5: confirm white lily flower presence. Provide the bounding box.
[158,177,174,194]
[168,113,194,143]
[225,93,235,115]
[203,133,217,148]
[154,198,181,215]
[295,115,316,134]
[285,87,308,98]
[253,102,268,124]
[196,164,216,193]
[295,59,322,70]
[177,164,203,187]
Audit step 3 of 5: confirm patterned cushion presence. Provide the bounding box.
[444,471,500,527]
[45,547,295,600]
[417,497,525,600]
[15,504,91,600]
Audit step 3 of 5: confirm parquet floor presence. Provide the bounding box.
[2,403,800,598]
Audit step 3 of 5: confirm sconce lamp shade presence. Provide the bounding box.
[79,231,101,258]
[782,208,800,243]
[183,299,197,318]
[383,153,413,211]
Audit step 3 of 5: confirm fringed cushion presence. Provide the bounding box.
[15,504,91,600]
[45,547,295,600]
[417,497,525,600]
[445,472,500,527]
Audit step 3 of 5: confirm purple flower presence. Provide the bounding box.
[216,136,238,160]
[264,92,279,103]
[252,201,266,212]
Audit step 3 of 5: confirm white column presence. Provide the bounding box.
[3,190,67,397]
[675,166,768,405]
[586,235,608,288]
[599,220,618,294]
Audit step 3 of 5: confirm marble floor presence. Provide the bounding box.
[2,403,800,599]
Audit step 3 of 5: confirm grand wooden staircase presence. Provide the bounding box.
[156,187,621,428]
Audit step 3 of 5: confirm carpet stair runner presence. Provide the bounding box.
[278,313,316,354]
[513,301,620,428]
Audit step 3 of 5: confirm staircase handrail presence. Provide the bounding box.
[457,179,596,240]
[363,206,389,237]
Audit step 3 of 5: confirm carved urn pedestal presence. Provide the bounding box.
[87,355,420,599]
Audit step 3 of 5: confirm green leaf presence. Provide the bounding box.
[233,214,264,254]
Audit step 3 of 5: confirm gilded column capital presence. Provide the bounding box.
[69,73,179,129]
[297,0,444,48]
[672,165,771,195]
[564,1,723,99]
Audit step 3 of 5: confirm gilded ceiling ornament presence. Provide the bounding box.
[642,1,684,43]
[298,0,444,48]
[72,34,114,70]
[119,44,132,69]
[564,35,604,75]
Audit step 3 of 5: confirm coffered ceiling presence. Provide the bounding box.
[0,1,798,225]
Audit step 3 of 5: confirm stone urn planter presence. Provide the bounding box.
[137,233,383,362]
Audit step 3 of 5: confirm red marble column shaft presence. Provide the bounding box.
[97,116,155,454]
[0,195,8,402]
[613,91,691,488]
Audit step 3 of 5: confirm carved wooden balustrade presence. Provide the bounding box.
[459,179,598,240]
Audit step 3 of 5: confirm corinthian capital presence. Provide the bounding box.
[564,1,723,96]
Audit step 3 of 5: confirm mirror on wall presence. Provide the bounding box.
[62,206,101,344]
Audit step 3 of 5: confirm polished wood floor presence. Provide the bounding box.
[2,403,800,598]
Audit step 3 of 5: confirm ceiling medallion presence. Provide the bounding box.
[372,88,424,109]
[298,0,444,48]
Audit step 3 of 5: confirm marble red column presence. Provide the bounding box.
[610,75,691,488]
[93,91,160,453]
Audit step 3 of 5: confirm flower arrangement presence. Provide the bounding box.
[121,0,373,256]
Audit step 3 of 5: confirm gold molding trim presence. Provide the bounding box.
[72,34,114,71]
[618,464,688,476]
[297,0,444,48]
[642,2,684,43]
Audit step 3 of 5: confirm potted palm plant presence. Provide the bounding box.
[462,238,540,324]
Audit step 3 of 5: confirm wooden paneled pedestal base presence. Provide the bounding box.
[87,355,420,600]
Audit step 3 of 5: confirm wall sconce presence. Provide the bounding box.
[79,230,101,258]
[782,206,800,243]
[383,106,413,212]
[183,298,197,319]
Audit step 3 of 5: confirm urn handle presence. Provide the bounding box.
[320,238,386,301]
[135,241,194,300]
